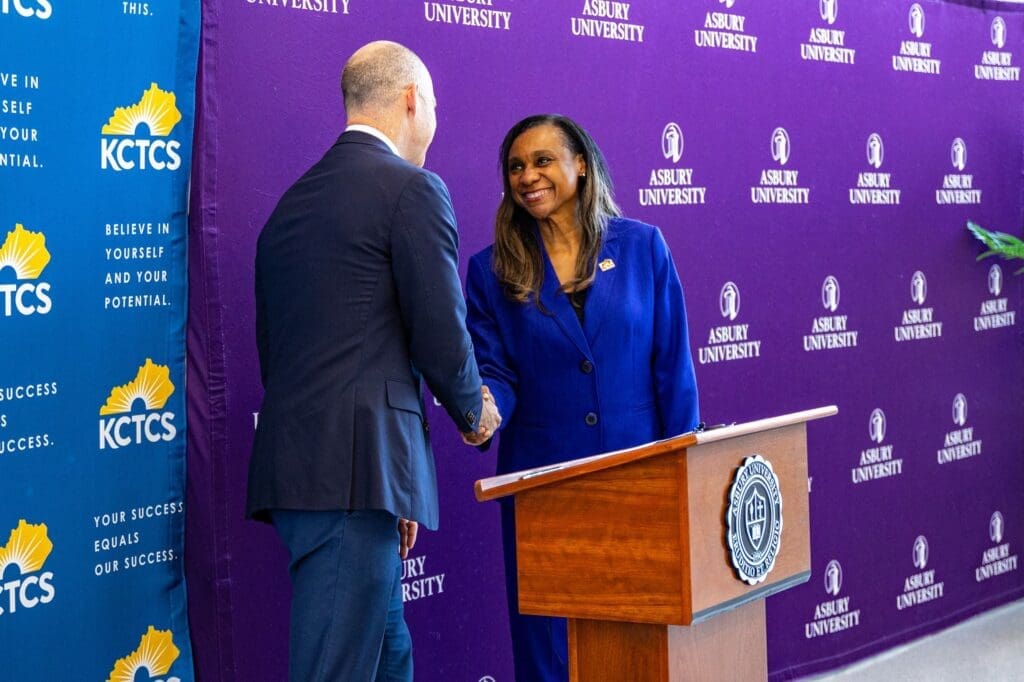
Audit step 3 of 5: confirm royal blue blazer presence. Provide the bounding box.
[466,217,699,475]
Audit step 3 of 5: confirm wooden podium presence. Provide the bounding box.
[475,406,837,681]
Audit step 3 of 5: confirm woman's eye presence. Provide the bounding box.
[536,157,551,166]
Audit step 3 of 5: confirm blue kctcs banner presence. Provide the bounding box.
[1,2,199,679]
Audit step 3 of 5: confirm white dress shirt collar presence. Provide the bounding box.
[345,124,399,157]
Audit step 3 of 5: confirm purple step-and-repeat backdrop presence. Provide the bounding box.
[187,1,1024,680]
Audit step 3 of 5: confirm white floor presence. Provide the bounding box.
[803,599,1024,681]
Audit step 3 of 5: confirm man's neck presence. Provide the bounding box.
[345,119,400,156]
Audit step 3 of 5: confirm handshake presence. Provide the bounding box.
[462,385,502,446]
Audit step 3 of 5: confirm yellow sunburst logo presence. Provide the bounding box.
[107,626,181,682]
[99,359,175,416]
[0,223,51,280]
[101,83,182,137]
[0,520,53,574]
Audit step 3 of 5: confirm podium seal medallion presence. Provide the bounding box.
[726,455,783,585]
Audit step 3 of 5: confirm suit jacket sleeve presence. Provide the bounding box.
[650,227,700,437]
[466,255,517,430]
[391,171,482,433]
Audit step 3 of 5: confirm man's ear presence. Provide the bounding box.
[404,83,418,116]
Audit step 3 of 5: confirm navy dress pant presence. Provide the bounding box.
[501,499,569,682]
[271,509,412,682]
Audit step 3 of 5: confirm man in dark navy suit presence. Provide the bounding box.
[247,41,500,681]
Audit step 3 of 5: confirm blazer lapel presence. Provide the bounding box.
[538,242,592,359]
[582,229,621,344]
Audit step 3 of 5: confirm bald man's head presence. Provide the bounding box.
[341,41,429,117]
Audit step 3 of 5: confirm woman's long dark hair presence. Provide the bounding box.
[493,114,621,303]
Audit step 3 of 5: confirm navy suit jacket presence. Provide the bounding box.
[247,131,483,530]
[466,218,699,475]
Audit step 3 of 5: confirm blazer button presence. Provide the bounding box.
[580,359,594,374]
[585,412,598,426]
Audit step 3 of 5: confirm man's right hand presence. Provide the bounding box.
[462,385,501,446]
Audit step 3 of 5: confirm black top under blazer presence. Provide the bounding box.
[246,131,483,530]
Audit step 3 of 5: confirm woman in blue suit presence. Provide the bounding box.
[466,114,700,681]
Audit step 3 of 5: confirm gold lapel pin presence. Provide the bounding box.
[598,258,615,272]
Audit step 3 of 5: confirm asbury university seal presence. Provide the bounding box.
[726,455,783,585]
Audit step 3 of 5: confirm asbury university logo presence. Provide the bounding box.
[989,264,1002,297]
[107,626,182,682]
[850,133,901,205]
[938,392,983,464]
[896,270,942,341]
[822,275,839,312]
[99,359,177,450]
[804,558,861,639]
[870,408,885,444]
[662,122,683,163]
[911,270,927,305]
[726,455,782,585]
[696,0,758,54]
[0,0,51,19]
[753,127,809,204]
[721,281,740,321]
[991,511,1004,544]
[952,392,967,427]
[804,275,858,352]
[893,2,940,74]
[975,264,1016,331]
[771,127,790,166]
[801,0,855,66]
[938,138,982,204]
[993,17,1006,50]
[854,407,902,484]
[909,3,924,39]
[640,122,706,206]
[898,533,945,610]
[977,17,1019,81]
[0,222,52,316]
[913,534,929,570]
[866,133,882,168]
[820,0,837,25]
[951,137,967,172]
[977,511,1018,583]
[101,83,183,172]
[825,559,842,595]
[0,519,56,616]
[700,281,761,363]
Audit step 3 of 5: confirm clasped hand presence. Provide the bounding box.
[462,385,501,446]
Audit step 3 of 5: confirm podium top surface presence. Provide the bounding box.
[474,405,837,502]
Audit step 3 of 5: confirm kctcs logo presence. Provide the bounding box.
[99,359,177,450]
[100,83,182,172]
[0,0,51,20]
[107,626,182,682]
[0,519,56,617]
[0,223,52,317]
